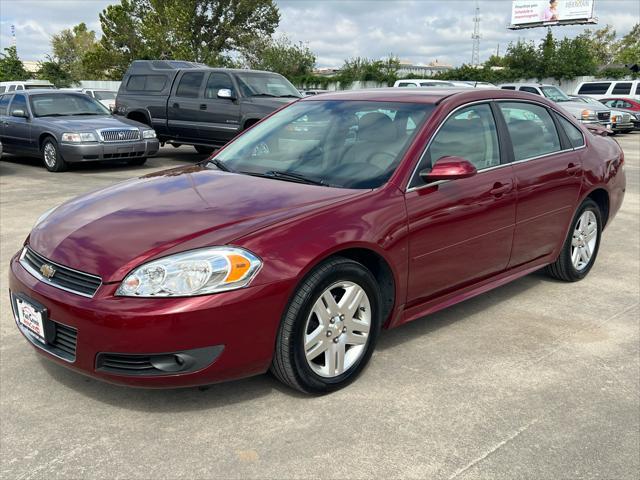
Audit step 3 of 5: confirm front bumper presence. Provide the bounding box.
[9,252,292,387]
[59,139,160,163]
[611,121,635,132]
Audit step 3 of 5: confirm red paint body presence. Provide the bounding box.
[9,89,626,387]
[601,98,640,112]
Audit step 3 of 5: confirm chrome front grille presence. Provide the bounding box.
[98,128,140,142]
[20,247,102,298]
[597,112,611,122]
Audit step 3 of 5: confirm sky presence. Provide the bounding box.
[0,0,638,67]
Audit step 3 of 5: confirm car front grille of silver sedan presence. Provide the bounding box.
[97,128,141,143]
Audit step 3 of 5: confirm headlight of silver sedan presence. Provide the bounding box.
[116,247,262,297]
[142,129,156,139]
[61,132,98,143]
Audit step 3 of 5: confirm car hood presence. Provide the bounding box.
[37,115,143,131]
[557,101,609,112]
[29,166,363,282]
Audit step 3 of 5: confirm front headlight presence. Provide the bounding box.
[116,247,262,297]
[142,129,156,139]
[61,132,98,143]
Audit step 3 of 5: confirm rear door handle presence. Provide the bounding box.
[566,162,581,175]
[199,104,207,110]
[490,182,512,196]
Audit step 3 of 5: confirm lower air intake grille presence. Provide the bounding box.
[51,322,78,358]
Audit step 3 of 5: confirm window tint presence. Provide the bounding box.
[578,83,610,95]
[205,73,234,99]
[501,86,516,90]
[499,102,561,161]
[9,94,28,116]
[602,100,615,107]
[0,86,5,93]
[635,84,640,95]
[17,85,24,90]
[520,86,540,95]
[398,82,416,87]
[623,101,632,108]
[418,103,500,180]
[0,95,11,115]
[9,85,16,91]
[557,115,585,148]
[176,72,204,98]
[612,82,632,95]
[126,75,166,92]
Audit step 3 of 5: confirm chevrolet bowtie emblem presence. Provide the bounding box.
[40,263,56,279]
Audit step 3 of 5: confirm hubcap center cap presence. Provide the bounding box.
[328,315,344,338]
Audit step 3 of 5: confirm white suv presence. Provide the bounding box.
[575,80,640,100]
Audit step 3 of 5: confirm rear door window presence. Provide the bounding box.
[578,83,610,95]
[498,102,561,161]
[126,75,166,92]
[501,86,516,90]
[556,115,585,148]
[176,72,204,98]
[612,83,632,95]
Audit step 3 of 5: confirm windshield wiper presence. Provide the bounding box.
[69,112,105,116]
[277,94,302,98]
[36,113,68,117]
[206,158,233,172]
[265,170,326,186]
[250,93,278,98]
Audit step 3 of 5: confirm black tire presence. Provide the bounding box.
[127,157,147,166]
[171,143,182,148]
[546,198,602,282]
[42,137,68,172]
[271,257,382,394]
[621,129,634,134]
[194,145,214,154]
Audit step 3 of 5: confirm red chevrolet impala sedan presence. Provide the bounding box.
[9,89,626,393]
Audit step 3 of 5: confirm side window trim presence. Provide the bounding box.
[552,111,586,150]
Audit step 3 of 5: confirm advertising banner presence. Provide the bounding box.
[510,0,595,29]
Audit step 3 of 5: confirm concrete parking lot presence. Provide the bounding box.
[1,136,638,479]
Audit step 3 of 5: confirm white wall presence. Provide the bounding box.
[78,80,122,91]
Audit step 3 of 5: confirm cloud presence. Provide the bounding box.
[1,0,638,67]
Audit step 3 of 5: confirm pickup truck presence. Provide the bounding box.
[115,60,302,153]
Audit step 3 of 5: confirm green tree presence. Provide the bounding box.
[582,25,618,66]
[539,29,556,78]
[547,35,597,79]
[338,56,400,85]
[37,57,74,87]
[503,40,540,79]
[615,23,640,65]
[92,0,280,79]
[51,22,99,81]
[240,35,315,80]
[0,46,29,81]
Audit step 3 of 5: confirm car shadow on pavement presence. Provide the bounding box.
[377,270,550,352]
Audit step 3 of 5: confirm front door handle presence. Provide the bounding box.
[172,103,180,109]
[490,182,512,196]
[566,162,581,175]
[199,104,207,110]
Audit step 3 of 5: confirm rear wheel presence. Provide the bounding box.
[194,145,214,155]
[546,198,602,282]
[42,137,68,172]
[271,257,381,394]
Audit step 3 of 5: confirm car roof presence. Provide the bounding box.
[500,82,555,88]
[16,89,88,96]
[298,87,552,105]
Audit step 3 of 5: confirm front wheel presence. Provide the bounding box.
[546,198,602,282]
[271,257,382,394]
[42,138,68,172]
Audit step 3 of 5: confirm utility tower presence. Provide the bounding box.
[471,1,481,66]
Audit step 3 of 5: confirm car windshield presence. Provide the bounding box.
[29,93,110,117]
[94,91,116,100]
[24,85,55,90]
[540,86,571,102]
[235,72,302,98]
[211,100,433,189]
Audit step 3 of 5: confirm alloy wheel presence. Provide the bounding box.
[43,142,57,168]
[571,210,598,271]
[303,281,371,378]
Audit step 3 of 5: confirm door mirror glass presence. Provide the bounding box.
[420,156,477,182]
[217,89,234,100]
[11,108,28,118]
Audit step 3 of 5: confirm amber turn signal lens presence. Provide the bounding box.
[225,254,252,282]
